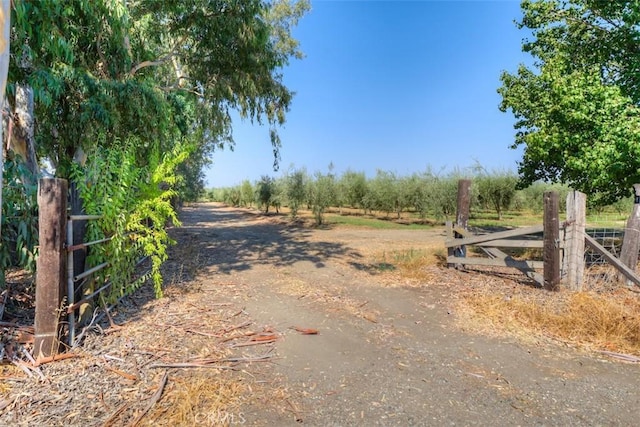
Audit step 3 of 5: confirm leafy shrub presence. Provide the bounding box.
[71,138,186,299]
[0,157,38,285]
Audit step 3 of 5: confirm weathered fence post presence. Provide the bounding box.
[456,179,471,230]
[543,191,560,291]
[34,178,68,360]
[619,184,640,284]
[564,191,586,290]
[446,220,454,265]
[454,179,471,259]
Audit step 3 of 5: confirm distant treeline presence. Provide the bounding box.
[206,168,634,225]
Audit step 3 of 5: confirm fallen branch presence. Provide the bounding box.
[0,321,25,328]
[231,308,247,318]
[251,334,279,342]
[100,295,124,331]
[73,308,102,348]
[285,398,304,423]
[362,313,378,323]
[599,350,640,363]
[229,338,278,348]
[11,360,33,377]
[223,320,253,334]
[129,371,168,427]
[103,364,138,381]
[184,328,220,338]
[220,330,257,343]
[148,363,236,370]
[148,354,274,369]
[21,347,45,380]
[291,326,319,335]
[34,352,81,367]
[102,402,129,427]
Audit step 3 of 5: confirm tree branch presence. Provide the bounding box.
[128,35,189,77]
[129,53,176,77]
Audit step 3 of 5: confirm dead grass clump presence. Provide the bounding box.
[146,372,246,426]
[376,247,444,280]
[460,291,640,355]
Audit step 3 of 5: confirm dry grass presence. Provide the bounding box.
[459,288,640,355]
[145,372,246,426]
[370,238,640,357]
[374,247,445,281]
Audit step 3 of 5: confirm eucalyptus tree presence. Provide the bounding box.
[9,0,309,180]
[5,0,309,298]
[0,1,9,241]
[126,0,309,180]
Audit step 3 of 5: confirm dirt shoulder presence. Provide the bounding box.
[176,203,640,426]
[2,202,638,426]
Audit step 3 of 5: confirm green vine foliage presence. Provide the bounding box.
[0,157,39,285]
[71,138,188,300]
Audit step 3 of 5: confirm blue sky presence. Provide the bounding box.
[205,0,530,188]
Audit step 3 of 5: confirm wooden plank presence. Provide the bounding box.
[452,226,470,237]
[564,191,586,290]
[446,256,544,270]
[585,235,640,287]
[481,247,544,286]
[35,178,68,360]
[543,191,560,291]
[445,225,543,247]
[446,221,454,264]
[452,227,550,247]
[619,184,640,284]
[476,239,544,248]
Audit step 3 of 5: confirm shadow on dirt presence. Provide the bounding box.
[165,204,364,277]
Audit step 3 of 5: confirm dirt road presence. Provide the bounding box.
[174,203,639,426]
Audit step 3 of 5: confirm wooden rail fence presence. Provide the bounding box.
[445,182,640,291]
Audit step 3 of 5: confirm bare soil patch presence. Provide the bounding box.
[2,202,640,426]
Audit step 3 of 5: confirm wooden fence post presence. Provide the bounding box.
[446,221,454,266]
[564,191,586,291]
[34,178,68,360]
[454,179,471,259]
[543,191,560,291]
[619,184,640,284]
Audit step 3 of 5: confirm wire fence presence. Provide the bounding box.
[66,214,150,347]
[585,228,624,266]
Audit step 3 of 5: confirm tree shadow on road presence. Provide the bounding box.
[163,204,364,280]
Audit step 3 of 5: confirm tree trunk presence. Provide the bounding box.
[0,1,11,239]
[543,191,561,291]
[12,85,39,182]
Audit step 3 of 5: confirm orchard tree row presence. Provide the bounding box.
[208,167,631,226]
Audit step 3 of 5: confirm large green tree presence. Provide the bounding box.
[9,0,309,182]
[499,0,640,205]
[3,0,309,298]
